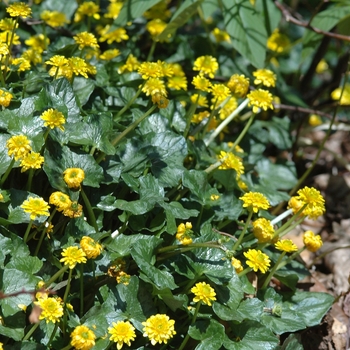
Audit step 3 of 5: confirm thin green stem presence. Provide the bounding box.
[96,104,157,164]
[238,266,252,277]
[157,242,224,255]
[232,211,253,252]
[23,219,33,243]
[205,98,250,146]
[115,86,143,119]
[183,95,199,138]
[34,209,57,256]
[80,264,84,318]
[22,322,40,341]
[228,112,255,151]
[261,252,286,289]
[0,158,15,186]
[147,40,157,61]
[178,302,201,350]
[80,187,98,232]
[46,323,59,348]
[25,169,34,191]
[45,265,70,287]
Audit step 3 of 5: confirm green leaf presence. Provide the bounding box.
[201,0,219,20]
[223,320,279,349]
[43,141,104,191]
[153,287,187,312]
[302,5,350,58]
[0,268,40,317]
[0,134,12,177]
[249,117,292,150]
[67,113,115,155]
[158,0,204,41]
[279,334,303,350]
[255,0,282,36]
[131,237,178,290]
[0,324,24,342]
[188,319,225,350]
[234,298,264,322]
[73,77,95,107]
[6,256,42,274]
[182,169,209,204]
[223,0,267,68]
[114,0,162,26]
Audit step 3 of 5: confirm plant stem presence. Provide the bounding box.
[115,86,143,119]
[96,105,157,164]
[23,219,33,243]
[178,302,201,350]
[232,211,253,252]
[261,252,286,289]
[205,98,249,146]
[80,264,84,318]
[147,40,157,61]
[80,187,98,232]
[46,323,59,348]
[22,322,40,341]
[46,265,70,287]
[34,209,57,256]
[0,158,15,186]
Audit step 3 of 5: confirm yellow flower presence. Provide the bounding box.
[118,54,140,73]
[68,57,89,79]
[237,179,248,192]
[309,114,322,126]
[239,191,270,213]
[63,168,85,189]
[193,55,218,78]
[40,10,69,27]
[0,342,3,350]
[146,19,167,40]
[45,55,68,68]
[40,108,65,131]
[192,75,212,92]
[80,236,103,259]
[167,75,188,90]
[218,96,238,120]
[70,325,96,350]
[151,93,169,109]
[0,43,9,56]
[60,246,87,269]
[316,59,328,74]
[211,27,230,43]
[267,29,290,53]
[22,49,42,65]
[247,89,274,113]
[227,74,250,98]
[11,58,31,72]
[142,314,176,345]
[191,281,216,306]
[142,78,167,97]
[231,257,243,274]
[20,152,44,172]
[99,25,129,44]
[73,32,99,50]
[34,297,64,323]
[210,194,220,200]
[100,49,120,61]
[331,84,350,105]
[191,111,210,124]
[275,239,298,253]
[253,69,276,87]
[6,2,32,18]
[303,230,323,252]
[244,249,271,273]
[74,1,100,22]
[21,197,50,220]
[138,62,163,80]
[191,94,208,107]
[144,1,171,21]
[116,271,131,285]
[104,2,123,19]
[0,89,13,107]
[49,191,72,212]
[0,31,20,45]
[108,321,136,349]
[176,222,193,245]
[217,151,244,176]
[252,218,274,243]
[295,186,326,220]
[211,83,231,101]
[62,201,83,218]
[6,134,31,160]
[0,18,17,31]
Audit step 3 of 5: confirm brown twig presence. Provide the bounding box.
[0,287,55,300]
[274,1,350,42]
[274,103,335,120]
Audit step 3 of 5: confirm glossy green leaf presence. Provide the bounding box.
[113,0,161,26]
[189,319,225,350]
[223,0,267,68]
[73,77,95,107]
[182,169,209,204]
[279,334,303,350]
[158,0,204,41]
[223,320,279,349]
[43,141,104,191]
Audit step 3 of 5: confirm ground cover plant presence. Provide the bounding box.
[0,0,349,349]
